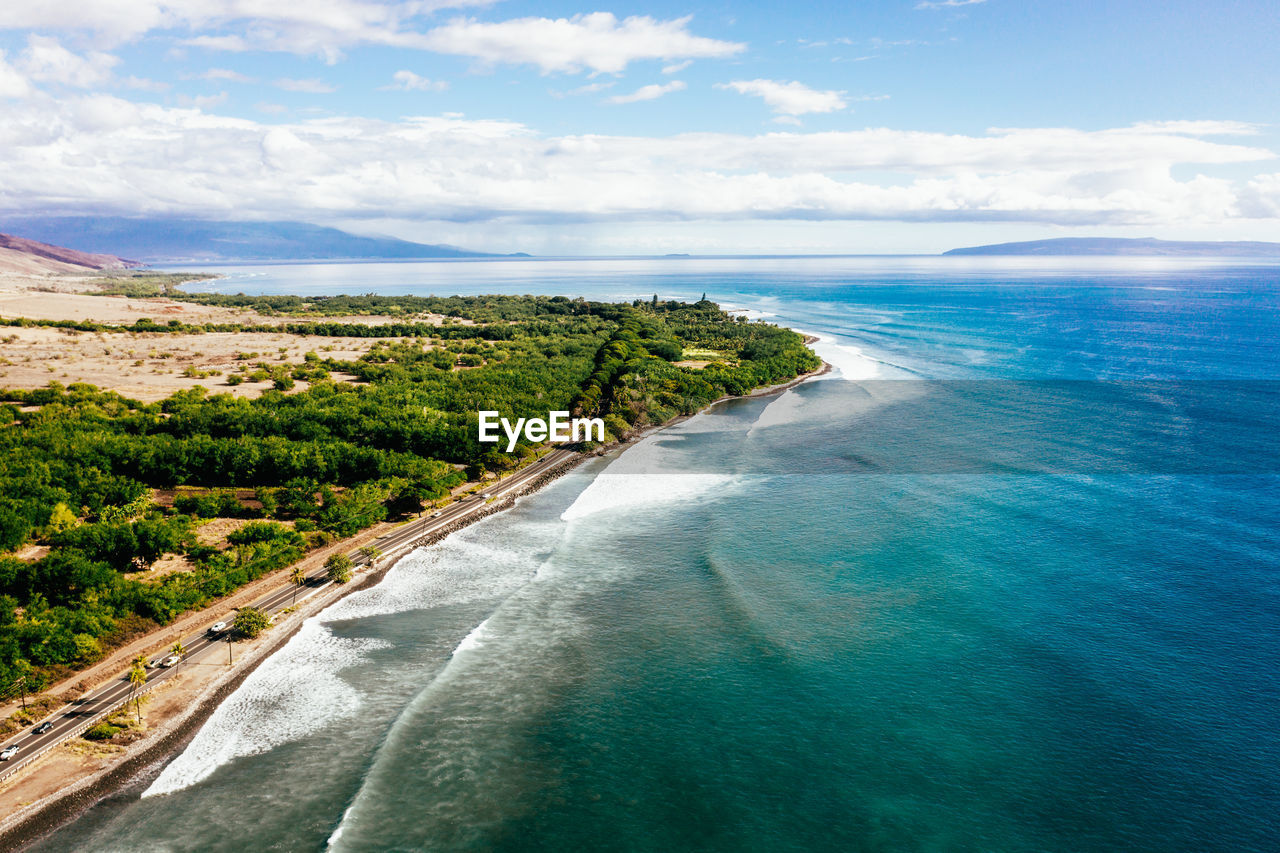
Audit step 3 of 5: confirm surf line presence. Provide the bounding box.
[478,410,605,452]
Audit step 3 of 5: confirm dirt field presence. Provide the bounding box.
[0,325,385,401]
[0,290,257,325]
[0,272,477,401]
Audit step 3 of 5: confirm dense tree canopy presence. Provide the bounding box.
[0,294,817,690]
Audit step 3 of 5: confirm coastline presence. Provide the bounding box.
[0,355,830,849]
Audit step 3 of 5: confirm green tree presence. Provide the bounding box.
[128,657,147,722]
[232,607,270,639]
[47,502,79,536]
[170,640,187,659]
[325,553,353,584]
[358,545,382,566]
[289,565,306,606]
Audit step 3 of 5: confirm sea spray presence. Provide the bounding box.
[801,331,884,381]
[143,471,597,800]
[562,431,736,522]
[144,622,392,797]
[325,505,669,851]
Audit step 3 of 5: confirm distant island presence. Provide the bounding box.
[0,216,514,264]
[944,238,1280,257]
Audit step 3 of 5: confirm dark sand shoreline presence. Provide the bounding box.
[0,356,829,850]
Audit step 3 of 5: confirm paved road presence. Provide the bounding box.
[0,447,578,779]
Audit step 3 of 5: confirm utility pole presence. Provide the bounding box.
[3,676,27,712]
[227,632,233,665]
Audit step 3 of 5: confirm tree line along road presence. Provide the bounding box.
[0,447,579,783]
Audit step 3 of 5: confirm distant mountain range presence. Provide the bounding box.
[944,238,1280,257]
[0,231,140,275]
[0,217,504,263]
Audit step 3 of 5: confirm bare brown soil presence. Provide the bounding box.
[0,325,384,401]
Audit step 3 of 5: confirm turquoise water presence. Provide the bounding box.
[35,258,1280,851]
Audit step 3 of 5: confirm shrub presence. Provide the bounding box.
[84,722,122,741]
[233,607,271,639]
[325,553,353,584]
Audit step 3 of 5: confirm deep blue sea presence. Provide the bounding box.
[35,257,1280,851]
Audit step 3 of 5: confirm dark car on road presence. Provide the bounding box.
[33,721,54,735]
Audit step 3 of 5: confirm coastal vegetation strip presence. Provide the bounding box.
[0,292,818,720]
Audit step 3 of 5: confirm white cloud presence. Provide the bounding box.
[606,80,686,105]
[175,91,229,109]
[0,51,32,98]
[561,81,615,97]
[0,5,740,71]
[184,34,251,53]
[916,0,987,9]
[1239,173,1280,217]
[0,95,1273,230]
[718,79,847,117]
[273,77,336,93]
[18,35,118,88]
[1126,120,1259,136]
[0,1,498,59]
[199,67,256,83]
[661,60,692,74]
[381,70,447,92]
[418,13,745,74]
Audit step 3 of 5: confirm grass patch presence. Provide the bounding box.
[680,347,729,361]
[83,722,123,741]
[86,273,221,298]
[0,694,63,738]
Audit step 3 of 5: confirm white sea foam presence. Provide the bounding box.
[144,478,587,799]
[803,331,882,381]
[451,618,491,657]
[327,533,545,623]
[143,621,392,797]
[326,546,631,851]
[560,433,734,521]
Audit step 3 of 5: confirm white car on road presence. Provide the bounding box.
[1,746,20,760]
[208,621,227,635]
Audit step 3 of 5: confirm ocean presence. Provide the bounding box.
[33,257,1280,851]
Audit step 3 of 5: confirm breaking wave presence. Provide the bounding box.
[143,622,392,798]
[561,432,735,521]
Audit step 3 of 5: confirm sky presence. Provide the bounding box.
[0,0,1278,255]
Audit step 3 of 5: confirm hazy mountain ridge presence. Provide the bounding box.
[945,238,1280,257]
[0,217,502,263]
[0,231,141,274]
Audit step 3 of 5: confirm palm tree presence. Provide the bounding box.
[128,661,147,723]
[290,565,306,606]
[170,640,187,659]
